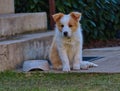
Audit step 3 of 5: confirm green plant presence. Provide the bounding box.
[15,0,48,13]
[15,0,120,42]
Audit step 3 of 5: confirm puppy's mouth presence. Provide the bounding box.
[66,36,71,39]
[63,35,71,39]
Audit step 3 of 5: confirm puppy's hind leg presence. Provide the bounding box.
[49,40,62,70]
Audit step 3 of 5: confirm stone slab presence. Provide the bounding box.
[0,0,14,14]
[0,31,54,71]
[0,12,47,38]
[81,47,120,73]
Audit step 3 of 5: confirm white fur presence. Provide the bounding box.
[53,13,98,71]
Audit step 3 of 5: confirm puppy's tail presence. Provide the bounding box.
[80,61,98,70]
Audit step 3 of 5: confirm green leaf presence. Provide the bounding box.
[89,20,96,27]
[33,0,38,4]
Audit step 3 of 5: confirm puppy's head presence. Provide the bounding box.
[52,12,82,38]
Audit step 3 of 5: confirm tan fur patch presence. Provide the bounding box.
[68,17,79,32]
[70,12,81,22]
[49,37,62,69]
[52,13,64,22]
[56,22,63,32]
[52,13,64,32]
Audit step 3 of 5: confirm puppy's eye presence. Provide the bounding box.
[61,24,64,28]
[69,24,72,27]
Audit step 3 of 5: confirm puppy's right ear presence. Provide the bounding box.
[52,13,64,22]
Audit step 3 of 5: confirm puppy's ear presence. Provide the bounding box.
[70,12,82,21]
[52,13,64,22]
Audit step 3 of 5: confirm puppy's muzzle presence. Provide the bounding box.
[63,31,68,37]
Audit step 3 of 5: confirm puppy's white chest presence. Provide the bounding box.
[63,37,76,46]
[63,39,78,61]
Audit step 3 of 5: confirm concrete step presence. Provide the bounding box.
[0,31,54,71]
[0,12,47,38]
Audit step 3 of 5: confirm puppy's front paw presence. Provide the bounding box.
[73,64,80,70]
[63,66,70,72]
[80,61,98,70]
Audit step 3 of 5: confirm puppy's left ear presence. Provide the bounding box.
[70,12,82,21]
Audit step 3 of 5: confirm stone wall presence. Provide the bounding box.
[0,0,14,14]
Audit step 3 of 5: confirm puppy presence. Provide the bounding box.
[49,12,98,71]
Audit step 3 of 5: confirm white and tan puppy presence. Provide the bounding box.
[49,12,97,71]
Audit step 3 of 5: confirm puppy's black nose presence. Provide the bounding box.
[63,31,68,37]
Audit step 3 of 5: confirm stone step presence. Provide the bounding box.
[0,12,47,38]
[0,31,54,71]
